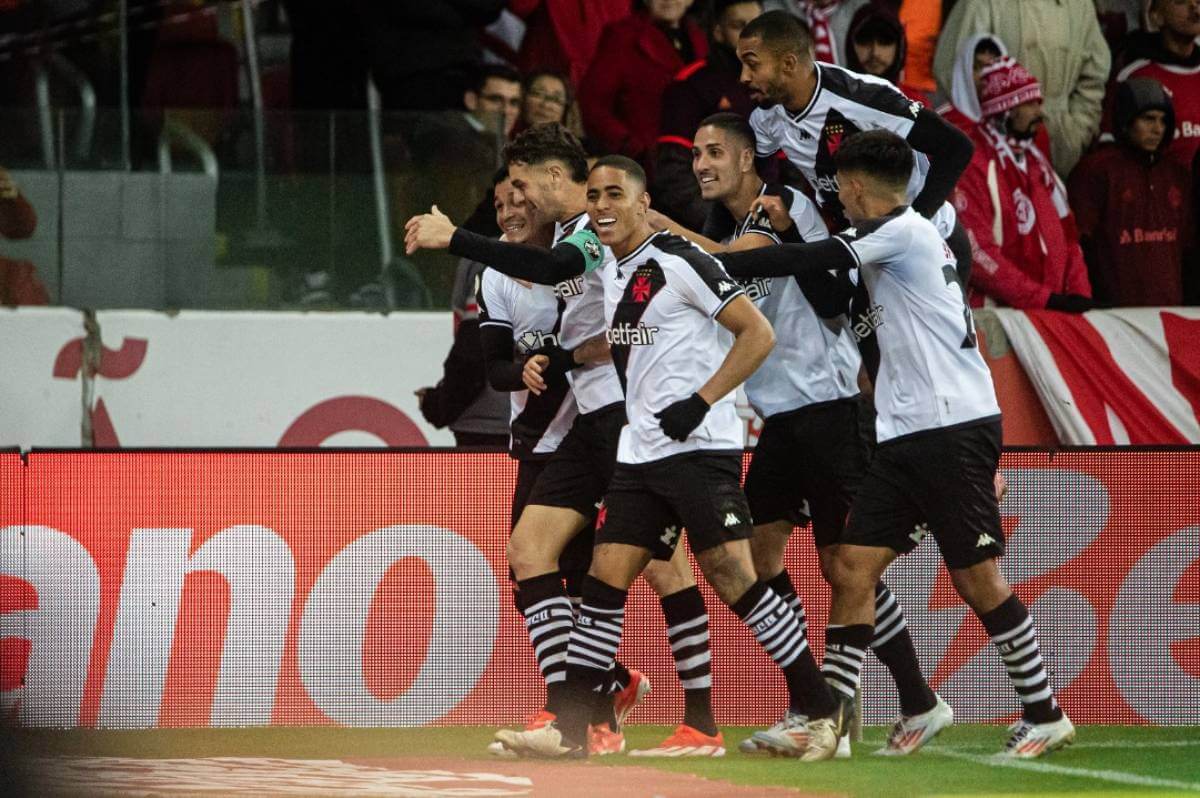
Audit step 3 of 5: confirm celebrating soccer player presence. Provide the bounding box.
[407,124,726,758]
[720,130,1075,758]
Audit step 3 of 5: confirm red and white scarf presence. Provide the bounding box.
[795,0,841,64]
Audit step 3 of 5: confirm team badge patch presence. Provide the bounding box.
[584,239,601,260]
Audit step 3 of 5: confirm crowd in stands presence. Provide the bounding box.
[345,0,1197,311]
[0,0,1196,309]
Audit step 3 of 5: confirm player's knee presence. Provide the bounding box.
[644,557,695,595]
[698,548,756,605]
[826,548,877,595]
[749,522,789,578]
[506,533,552,580]
[816,546,837,583]
[949,558,1009,611]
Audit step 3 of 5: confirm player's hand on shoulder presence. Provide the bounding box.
[645,208,672,232]
[403,205,455,255]
[749,195,793,232]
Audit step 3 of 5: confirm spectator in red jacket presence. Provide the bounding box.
[952,57,1093,310]
[511,0,632,88]
[1111,0,1200,167]
[843,3,929,105]
[1071,79,1196,306]
[579,1,709,163]
[0,166,49,306]
[652,0,762,231]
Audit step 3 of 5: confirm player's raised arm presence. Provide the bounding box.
[405,206,596,285]
[905,107,974,219]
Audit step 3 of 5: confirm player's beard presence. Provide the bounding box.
[753,76,790,109]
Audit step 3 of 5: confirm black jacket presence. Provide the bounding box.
[351,1,506,110]
[652,44,754,231]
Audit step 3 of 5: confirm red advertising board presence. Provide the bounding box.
[1,450,1197,728]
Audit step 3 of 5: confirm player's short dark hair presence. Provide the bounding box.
[503,122,589,182]
[834,129,913,190]
[697,112,757,153]
[740,10,813,60]
[591,154,648,191]
[470,64,523,94]
[490,166,509,188]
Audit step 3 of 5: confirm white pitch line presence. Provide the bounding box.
[936,739,1200,751]
[926,747,1200,792]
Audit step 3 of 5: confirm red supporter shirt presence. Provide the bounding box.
[1068,145,1194,306]
[953,124,1091,309]
[1115,59,1200,167]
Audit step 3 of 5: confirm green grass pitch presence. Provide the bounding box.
[10,724,1200,796]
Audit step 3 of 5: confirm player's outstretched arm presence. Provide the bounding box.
[404,204,592,285]
[718,237,857,279]
[906,108,974,218]
[647,208,779,254]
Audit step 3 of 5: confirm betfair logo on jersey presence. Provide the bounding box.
[851,303,886,341]
[739,277,772,301]
[606,322,659,345]
[517,329,559,353]
[813,174,841,195]
[555,276,585,299]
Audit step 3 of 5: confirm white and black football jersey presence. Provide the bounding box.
[478,269,579,459]
[720,184,860,419]
[603,232,747,464]
[551,212,625,414]
[833,207,999,442]
[749,62,956,237]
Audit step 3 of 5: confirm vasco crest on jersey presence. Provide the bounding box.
[814,109,863,219]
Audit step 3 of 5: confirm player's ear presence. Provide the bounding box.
[781,51,797,76]
[637,191,651,215]
[739,145,754,174]
[463,90,478,112]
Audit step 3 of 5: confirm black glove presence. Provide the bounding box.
[1045,293,1096,313]
[529,343,579,383]
[655,393,710,442]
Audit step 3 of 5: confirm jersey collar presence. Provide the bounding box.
[786,62,824,123]
[559,210,588,234]
[616,231,662,270]
[734,183,770,237]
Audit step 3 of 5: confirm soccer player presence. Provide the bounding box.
[653,112,951,757]
[406,124,724,757]
[736,9,974,386]
[475,155,851,762]
[720,130,1075,758]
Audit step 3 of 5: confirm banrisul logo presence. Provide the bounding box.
[606,323,659,345]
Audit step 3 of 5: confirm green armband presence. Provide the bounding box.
[561,227,605,273]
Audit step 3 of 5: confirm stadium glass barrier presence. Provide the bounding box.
[0,106,505,311]
[2,447,1197,729]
